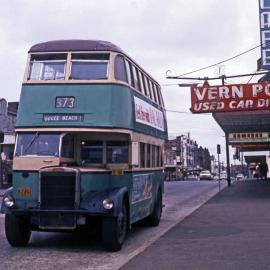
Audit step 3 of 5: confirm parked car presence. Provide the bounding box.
[236,173,245,181]
[199,170,212,180]
[220,172,227,180]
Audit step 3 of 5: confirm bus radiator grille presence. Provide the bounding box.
[40,173,76,209]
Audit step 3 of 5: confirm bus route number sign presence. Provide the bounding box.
[55,96,75,108]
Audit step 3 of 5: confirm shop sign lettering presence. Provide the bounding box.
[190,82,270,113]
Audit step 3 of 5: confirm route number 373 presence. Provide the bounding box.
[55,97,75,108]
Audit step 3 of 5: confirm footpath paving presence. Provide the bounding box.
[120,180,270,270]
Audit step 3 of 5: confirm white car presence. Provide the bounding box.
[236,173,245,181]
[199,170,212,180]
[220,172,227,180]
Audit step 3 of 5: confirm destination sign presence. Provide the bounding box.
[190,82,270,113]
[43,114,84,122]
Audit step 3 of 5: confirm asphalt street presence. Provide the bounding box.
[120,179,270,270]
[0,180,226,270]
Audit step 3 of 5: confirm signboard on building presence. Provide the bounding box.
[259,0,270,70]
[190,82,270,113]
[228,132,270,144]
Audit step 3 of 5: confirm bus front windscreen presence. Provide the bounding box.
[15,133,60,157]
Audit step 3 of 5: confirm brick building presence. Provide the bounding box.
[165,134,213,180]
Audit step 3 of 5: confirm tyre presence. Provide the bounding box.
[102,202,128,251]
[147,189,162,226]
[5,214,31,247]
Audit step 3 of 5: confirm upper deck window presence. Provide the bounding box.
[28,54,67,80]
[70,53,109,80]
[115,55,128,82]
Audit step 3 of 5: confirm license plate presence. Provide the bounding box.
[16,187,32,196]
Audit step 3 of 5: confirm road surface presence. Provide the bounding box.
[0,180,226,270]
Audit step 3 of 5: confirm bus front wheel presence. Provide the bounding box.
[102,202,127,251]
[5,214,31,247]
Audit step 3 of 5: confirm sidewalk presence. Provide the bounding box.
[120,180,270,270]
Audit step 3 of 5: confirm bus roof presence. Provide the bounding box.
[29,40,125,54]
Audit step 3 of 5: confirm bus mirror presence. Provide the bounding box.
[131,142,139,166]
[0,132,4,144]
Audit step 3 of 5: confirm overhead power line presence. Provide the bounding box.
[166,71,269,81]
[166,109,190,114]
[172,43,263,78]
[165,109,211,116]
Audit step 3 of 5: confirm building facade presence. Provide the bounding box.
[0,98,18,188]
[165,134,212,180]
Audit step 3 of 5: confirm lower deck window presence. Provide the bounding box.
[139,143,162,168]
[107,141,128,163]
[140,143,145,168]
[81,141,103,163]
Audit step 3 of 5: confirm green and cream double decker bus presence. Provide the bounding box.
[1,40,168,251]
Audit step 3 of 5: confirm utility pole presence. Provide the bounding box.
[217,144,221,192]
[225,134,231,186]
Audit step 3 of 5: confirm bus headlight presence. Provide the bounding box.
[3,196,15,208]
[102,198,114,210]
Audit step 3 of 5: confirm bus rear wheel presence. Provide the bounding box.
[102,202,127,251]
[5,214,31,247]
[147,189,162,226]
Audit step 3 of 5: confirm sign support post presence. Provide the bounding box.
[217,144,221,192]
[225,133,231,186]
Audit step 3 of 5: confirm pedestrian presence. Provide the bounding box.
[255,163,260,180]
[182,169,187,180]
[259,161,268,180]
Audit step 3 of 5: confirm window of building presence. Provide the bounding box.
[107,141,128,163]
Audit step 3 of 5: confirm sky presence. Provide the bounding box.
[0,0,261,162]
